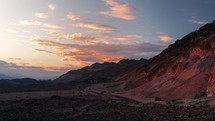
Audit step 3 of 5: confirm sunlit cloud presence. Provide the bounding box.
[20,20,42,26]
[43,24,63,29]
[33,39,164,66]
[19,20,63,29]
[72,22,116,31]
[190,20,208,25]
[156,32,173,42]
[159,35,173,42]
[100,0,136,20]
[67,13,82,21]
[48,3,56,11]
[99,34,142,41]
[35,13,50,19]
[47,31,142,44]
[48,31,97,44]
[32,40,68,50]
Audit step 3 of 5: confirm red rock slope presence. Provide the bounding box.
[114,21,215,100]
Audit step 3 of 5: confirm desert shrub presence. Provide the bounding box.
[189,101,210,108]
[193,92,207,99]
[154,97,162,101]
[166,99,183,106]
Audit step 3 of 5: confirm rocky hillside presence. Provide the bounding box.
[112,20,215,100]
[54,58,147,83]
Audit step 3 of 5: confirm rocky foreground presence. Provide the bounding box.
[0,95,215,121]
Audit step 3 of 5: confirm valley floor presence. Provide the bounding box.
[0,92,215,121]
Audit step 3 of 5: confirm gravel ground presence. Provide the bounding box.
[0,95,215,121]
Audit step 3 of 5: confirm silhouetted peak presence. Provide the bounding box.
[118,59,136,64]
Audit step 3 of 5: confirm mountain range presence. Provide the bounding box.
[0,73,13,79]
[54,20,215,100]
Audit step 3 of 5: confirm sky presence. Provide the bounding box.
[0,0,215,79]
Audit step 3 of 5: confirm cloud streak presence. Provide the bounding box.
[100,0,136,20]
[72,22,116,31]
[190,20,208,25]
[19,20,63,29]
[33,40,68,49]
[67,13,82,21]
[35,13,50,19]
[99,34,142,41]
[48,32,97,44]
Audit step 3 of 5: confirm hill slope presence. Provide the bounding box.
[110,20,215,100]
[54,59,147,83]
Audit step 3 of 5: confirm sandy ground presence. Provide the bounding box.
[1,87,215,108]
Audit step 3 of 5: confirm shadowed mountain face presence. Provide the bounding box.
[0,78,39,86]
[55,20,215,100]
[54,59,147,83]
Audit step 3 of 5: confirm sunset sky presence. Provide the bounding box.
[0,0,215,79]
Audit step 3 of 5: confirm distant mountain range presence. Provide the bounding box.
[0,78,39,86]
[53,20,215,100]
[0,73,13,79]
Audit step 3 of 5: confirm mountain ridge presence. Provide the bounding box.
[0,73,13,79]
[54,58,147,83]
[55,20,215,100]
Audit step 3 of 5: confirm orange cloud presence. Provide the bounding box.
[48,3,56,11]
[67,13,82,21]
[33,40,68,49]
[33,39,164,66]
[100,0,136,20]
[35,13,50,19]
[95,33,142,43]
[72,22,116,31]
[156,32,173,42]
[48,31,96,44]
[107,34,142,41]
[20,20,42,26]
[20,20,63,29]
[41,65,75,72]
[43,24,63,29]
[159,35,173,42]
